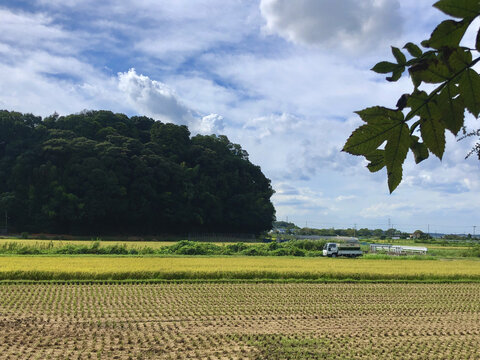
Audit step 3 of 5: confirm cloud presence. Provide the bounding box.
[275,183,300,196]
[117,68,224,134]
[272,183,332,214]
[243,113,303,140]
[360,201,416,219]
[35,0,260,64]
[0,8,98,59]
[259,0,402,50]
[199,114,225,134]
[403,173,470,194]
[118,69,191,122]
[0,9,66,51]
[335,195,357,202]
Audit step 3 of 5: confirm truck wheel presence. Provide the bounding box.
[332,254,337,258]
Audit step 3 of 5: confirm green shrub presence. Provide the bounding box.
[241,247,267,256]
[225,242,248,253]
[463,246,480,257]
[271,248,289,256]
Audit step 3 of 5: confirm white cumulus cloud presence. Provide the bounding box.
[243,113,303,139]
[259,0,403,50]
[199,114,225,134]
[117,68,224,134]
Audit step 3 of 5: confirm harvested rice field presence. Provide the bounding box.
[0,282,479,359]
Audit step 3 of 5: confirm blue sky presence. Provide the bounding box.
[1,0,479,234]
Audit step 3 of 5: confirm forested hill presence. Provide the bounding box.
[0,110,275,235]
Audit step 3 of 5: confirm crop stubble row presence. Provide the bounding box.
[0,283,480,359]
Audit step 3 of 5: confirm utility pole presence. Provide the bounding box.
[388,217,391,229]
[354,223,357,238]
[474,226,476,238]
[427,224,430,235]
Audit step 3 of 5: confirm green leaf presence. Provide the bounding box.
[392,46,407,65]
[477,28,480,51]
[459,68,480,118]
[420,117,446,159]
[445,47,473,72]
[344,107,404,156]
[434,0,480,19]
[386,67,404,82]
[343,124,390,156]
[421,19,470,49]
[355,106,404,124]
[396,94,409,110]
[406,90,442,121]
[404,42,423,57]
[410,136,430,164]
[409,58,450,84]
[371,61,399,74]
[437,83,465,135]
[365,150,385,173]
[387,165,403,194]
[385,123,410,193]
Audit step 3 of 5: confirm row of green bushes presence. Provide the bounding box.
[0,240,328,256]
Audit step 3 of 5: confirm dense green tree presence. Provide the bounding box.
[343,0,480,192]
[0,110,275,235]
[412,230,431,240]
[357,228,372,237]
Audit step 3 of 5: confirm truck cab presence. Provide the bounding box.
[323,241,363,257]
[323,243,338,257]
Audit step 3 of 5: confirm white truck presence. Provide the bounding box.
[323,242,363,257]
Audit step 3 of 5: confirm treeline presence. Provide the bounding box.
[296,228,408,238]
[273,222,409,238]
[0,110,275,234]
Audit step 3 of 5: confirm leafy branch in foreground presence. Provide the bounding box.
[343,0,480,193]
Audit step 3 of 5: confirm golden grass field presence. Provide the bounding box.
[1,256,480,280]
